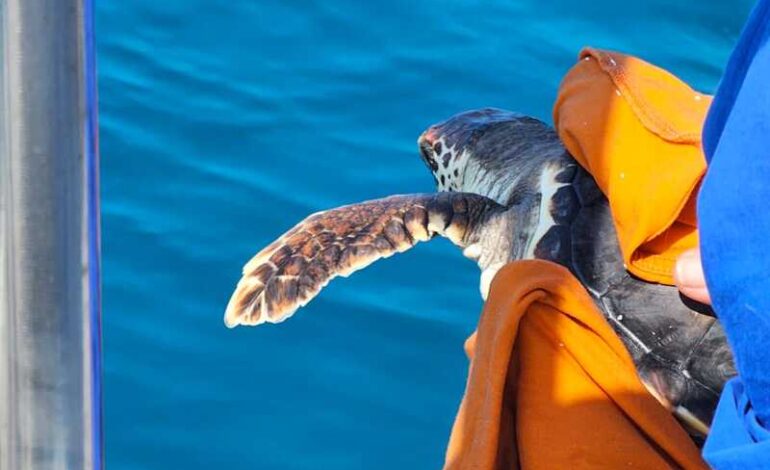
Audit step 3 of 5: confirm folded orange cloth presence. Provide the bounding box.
[444,49,713,468]
[444,262,707,470]
[554,48,710,284]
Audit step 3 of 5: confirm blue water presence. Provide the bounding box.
[98,1,753,468]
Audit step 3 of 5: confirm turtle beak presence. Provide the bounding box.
[419,126,438,145]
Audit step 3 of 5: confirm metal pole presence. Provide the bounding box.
[0,0,102,468]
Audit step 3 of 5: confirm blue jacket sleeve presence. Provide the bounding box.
[699,0,770,467]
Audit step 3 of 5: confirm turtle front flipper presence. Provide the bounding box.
[224,193,504,327]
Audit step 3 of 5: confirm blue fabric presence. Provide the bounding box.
[703,380,770,468]
[699,0,770,467]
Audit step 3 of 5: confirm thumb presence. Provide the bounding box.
[674,248,711,305]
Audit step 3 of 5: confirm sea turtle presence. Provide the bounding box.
[224,108,735,438]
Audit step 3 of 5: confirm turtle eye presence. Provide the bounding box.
[419,141,439,173]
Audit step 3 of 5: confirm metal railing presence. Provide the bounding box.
[0,0,102,468]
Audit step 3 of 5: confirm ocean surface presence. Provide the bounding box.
[97,1,753,468]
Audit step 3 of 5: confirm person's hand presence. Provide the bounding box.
[674,248,711,305]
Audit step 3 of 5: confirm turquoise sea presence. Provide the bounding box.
[98,1,753,468]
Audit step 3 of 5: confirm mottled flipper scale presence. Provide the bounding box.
[224,193,504,327]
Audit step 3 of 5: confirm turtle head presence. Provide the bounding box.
[418,108,565,205]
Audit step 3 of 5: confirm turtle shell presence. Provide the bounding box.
[533,156,736,432]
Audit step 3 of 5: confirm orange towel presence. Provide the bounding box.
[554,48,710,285]
[445,262,708,470]
[444,49,711,469]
